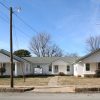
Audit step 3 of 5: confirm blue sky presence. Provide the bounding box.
[0,0,100,56]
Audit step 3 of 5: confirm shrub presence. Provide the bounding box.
[84,74,95,78]
[0,67,6,76]
[95,69,100,77]
[58,72,65,76]
[77,75,81,77]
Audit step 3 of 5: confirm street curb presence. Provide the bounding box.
[0,87,34,92]
[1,86,100,93]
[75,87,100,93]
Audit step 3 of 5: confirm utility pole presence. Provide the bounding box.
[10,7,14,88]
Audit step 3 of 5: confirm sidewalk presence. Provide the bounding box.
[1,85,100,93]
[1,84,100,93]
[32,86,75,93]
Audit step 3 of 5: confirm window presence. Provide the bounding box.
[37,65,40,68]
[98,63,100,69]
[85,63,90,71]
[13,63,15,71]
[2,63,6,73]
[67,65,70,71]
[49,65,52,71]
[3,63,6,68]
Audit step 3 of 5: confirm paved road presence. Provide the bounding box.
[0,93,100,100]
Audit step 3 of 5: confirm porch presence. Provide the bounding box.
[82,62,100,77]
[0,62,19,76]
[50,64,72,75]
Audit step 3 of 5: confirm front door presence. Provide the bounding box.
[54,65,58,73]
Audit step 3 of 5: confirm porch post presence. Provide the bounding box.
[15,62,18,76]
[82,64,85,77]
[52,65,54,74]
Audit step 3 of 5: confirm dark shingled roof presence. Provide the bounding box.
[75,48,100,63]
[0,49,29,62]
[0,49,79,64]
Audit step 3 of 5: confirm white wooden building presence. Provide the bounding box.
[74,49,100,77]
[0,49,77,76]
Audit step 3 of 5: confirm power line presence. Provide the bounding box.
[0,12,9,26]
[0,15,31,50]
[0,1,38,50]
[0,14,32,39]
[13,25,32,38]
[0,12,32,38]
[0,1,38,34]
[14,13,38,33]
[0,1,9,10]
[0,10,9,19]
[0,13,31,53]
[0,14,9,23]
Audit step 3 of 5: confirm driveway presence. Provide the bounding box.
[0,93,100,100]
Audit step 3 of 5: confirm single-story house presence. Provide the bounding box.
[0,49,77,76]
[23,57,77,75]
[2,48,100,77]
[0,49,32,76]
[74,49,100,77]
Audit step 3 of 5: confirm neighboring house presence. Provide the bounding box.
[24,57,77,75]
[74,49,100,77]
[0,49,77,76]
[0,49,31,76]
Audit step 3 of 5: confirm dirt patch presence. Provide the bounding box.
[0,77,51,86]
[58,76,100,85]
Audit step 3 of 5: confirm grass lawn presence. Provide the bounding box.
[58,76,100,86]
[0,76,51,86]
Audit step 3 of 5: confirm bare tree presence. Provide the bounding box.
[29,33,63,57]
[86,35,100,52]
[46,44,63,57]
[65,53,79,60]
[65,53,79,58]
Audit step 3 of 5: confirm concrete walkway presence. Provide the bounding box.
[32,76,75,93]
[48,76,59,87]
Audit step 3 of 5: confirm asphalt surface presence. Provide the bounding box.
[0,92,100,100]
